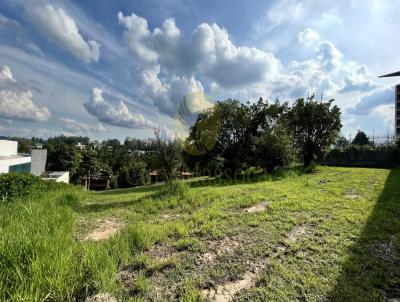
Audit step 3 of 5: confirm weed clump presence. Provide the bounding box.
[58,192,80,209]
[156,180,189,199]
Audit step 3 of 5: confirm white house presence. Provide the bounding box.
[0,139,69,183]
[0,140,31,173]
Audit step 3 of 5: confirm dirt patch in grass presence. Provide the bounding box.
[198,237,239,263]
[286,224,312,241]
[344,188,359,199]
[198,232,269,301]
[147,243,176,260]
[117,269,135,290]
[85,293,116,302]
[82,218,124,241]
[201,270,259,302]
[161,213,181,220]
[243,202,268,213]
[117,244,178,293]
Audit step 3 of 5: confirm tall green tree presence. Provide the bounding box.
[76,149,101,177]
[46,142,81,177]
[117,157,149,188]
[185,98,292,174]
[352,131,370,146]
[335,135,350,150]
[254,127,295,172]
[154,128,183,182]
[185,100,252,174]
[288,96,341,166]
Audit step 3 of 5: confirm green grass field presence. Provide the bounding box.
[1,166,399,301]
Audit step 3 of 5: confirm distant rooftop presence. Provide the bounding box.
[0,154,30,160]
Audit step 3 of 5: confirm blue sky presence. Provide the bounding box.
[0,0,399,141]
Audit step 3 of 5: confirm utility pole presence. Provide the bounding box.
[372,129,375,146]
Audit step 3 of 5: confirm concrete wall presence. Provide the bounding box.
[42,171,70,184]
[31,149,47,176]
[0,140,18,157]
[55,172,69,183]
[0,156,31,173]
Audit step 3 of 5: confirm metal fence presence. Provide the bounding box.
[343,133,398,148]
[325,133,400,168]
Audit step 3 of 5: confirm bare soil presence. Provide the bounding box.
[85,293,117,302]
[201,270,259,302]
[243,202,268,213]
[82,218,124,241]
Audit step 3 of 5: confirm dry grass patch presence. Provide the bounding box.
[82,218,125,241]
[198,237,240,264]
[286,224,313,241]
[243,202,268,213]
[201,271,260,302]
[344,188,359,199]
[85,293,117,302]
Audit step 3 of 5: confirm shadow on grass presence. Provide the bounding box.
[329,169,400,301]
[189,165,311,188]
[95,183,163,195]
[78,195,152,213]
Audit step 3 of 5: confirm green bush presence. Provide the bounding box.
[254,130,295,173]
[117,158,150,188]
[58,192,80,209]
[0,173,61,202]
[157,180,189,199]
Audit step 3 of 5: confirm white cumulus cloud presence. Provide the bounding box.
[60,117,106,133]
[347,87,393,115]
[139,64,205,115]
[316,41,343,72]
[118,12,280,114]
[0,65,50,122]
[27,4,100,63]
[118,12,280,86]
[298,28,320,45]
[84,87,156,129]
[339,64,379,93]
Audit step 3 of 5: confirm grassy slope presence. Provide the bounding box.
[1,166,399,301]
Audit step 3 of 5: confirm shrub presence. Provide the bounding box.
[352,131,371,146]
[157,180,189,199]
[58,192,80,209]
[117,158,150,188]
[288,96,341,166]
[0,173,60,202]
[254,130,295,173]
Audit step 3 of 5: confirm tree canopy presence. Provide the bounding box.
[288,96,342,166]
[352,131,370,146]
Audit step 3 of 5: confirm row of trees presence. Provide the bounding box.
[185,96,342,174]
[44,135,171,187]
[42,126,187,188]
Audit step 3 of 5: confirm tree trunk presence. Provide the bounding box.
[303,152,314,167]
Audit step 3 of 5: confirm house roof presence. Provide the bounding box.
[0,154,30,160]
[379,71,400,78]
